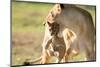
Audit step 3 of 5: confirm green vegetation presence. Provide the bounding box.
[12,2,53,32]
[12,1,96,66]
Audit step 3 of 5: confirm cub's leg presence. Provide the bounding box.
[62,29,77,62]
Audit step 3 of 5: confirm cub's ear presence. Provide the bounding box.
[69,31,74,37]
[68,30,77,42]
[47,21,52,26]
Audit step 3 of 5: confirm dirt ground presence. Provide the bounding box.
[12,32,44,65]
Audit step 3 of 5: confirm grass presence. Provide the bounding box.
[12,1,96,66]
[12,2,53,32]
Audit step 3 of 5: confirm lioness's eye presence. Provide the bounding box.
[43,23,45,26]
[51,11,55,17]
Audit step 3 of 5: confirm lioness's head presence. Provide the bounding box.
[43,4,64,36]
[43,4,64,26]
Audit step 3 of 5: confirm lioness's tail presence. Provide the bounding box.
[31,57,42,63]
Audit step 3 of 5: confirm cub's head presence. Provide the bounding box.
[46,21,59,36]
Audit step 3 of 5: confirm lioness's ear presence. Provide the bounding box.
[55,4,64,14]
[60,4,64,9]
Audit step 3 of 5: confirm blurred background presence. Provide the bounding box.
[12,0,96,66]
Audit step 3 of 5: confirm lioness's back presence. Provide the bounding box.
[55,4,94,38]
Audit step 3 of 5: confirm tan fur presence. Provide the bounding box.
[41,21,78,63]
[41,4,95,64]
[24,4,95,64]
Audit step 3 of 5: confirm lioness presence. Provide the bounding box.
[42,4,95,63]
[24,4,95,65]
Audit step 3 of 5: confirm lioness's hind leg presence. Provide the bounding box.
[85,46,95,61]
[84,40,95,61]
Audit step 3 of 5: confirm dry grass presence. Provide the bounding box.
[12,32,43,65]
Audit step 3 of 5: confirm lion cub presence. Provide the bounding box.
[45,22,79,63]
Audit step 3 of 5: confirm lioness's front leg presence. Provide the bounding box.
[41,33,53,64]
